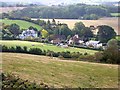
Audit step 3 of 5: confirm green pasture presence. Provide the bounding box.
[0,40,98,54]
[0,19,42,30]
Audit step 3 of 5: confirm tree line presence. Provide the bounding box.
[5,4,119,19]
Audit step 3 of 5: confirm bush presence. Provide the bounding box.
[101,39,120,64]
[9,46,16,52]
[78,55,95,62]
[52,52,59,57]
[60,51,71,58]
[84,52,88,55]
[2,45,9,52]
[71,52,82,59]
[29,48,42,55]
[94,52,103,62]
[16,46,24,53]
[41,50,46,55]
[46,50,53,57]
[23,46,28,53]
[2,73,49,89]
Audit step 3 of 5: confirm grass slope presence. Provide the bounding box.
[111,13,120,17]
[116,36,120,41]
[0,40,97,54]
[2,53,118,88]
[0,19,42,30]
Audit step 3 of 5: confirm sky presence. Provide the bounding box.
[0,0,119,5]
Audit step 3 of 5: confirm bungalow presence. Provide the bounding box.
[86,40,102,49]
[19,29,38,39]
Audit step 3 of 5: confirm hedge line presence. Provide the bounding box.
[1,45,92,60]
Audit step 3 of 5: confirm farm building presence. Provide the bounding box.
[51,38,62,44]
[68,34,84,45]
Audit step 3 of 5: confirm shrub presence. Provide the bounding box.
[46,50,53,56]
[60,51,71,58]
[78,55,95,62]
[84,52,88,55]
[52,52,59,57]
[2,45,9,52]
[94,52,103,62]
[9,46,16,52]
[16,46,24,53]
[23,46,28,53]
[29,48,42,55]
[41,50,46,55]
[2,73,49,89]
[102,39,119,64]
[71,52,82,59]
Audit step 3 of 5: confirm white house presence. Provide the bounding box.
[68,39,74,45]
[19,29,38,39]
[86,40,102,49]
[78,40,84,44]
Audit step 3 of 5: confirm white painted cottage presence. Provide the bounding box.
[86,40,102,49]
[19,29,38,39]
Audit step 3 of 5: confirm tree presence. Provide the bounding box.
[52,19,56,25]
[97,25,116,43]
[9,4,110,19]
[73,22,85,36]
[8,24,20,36]
[53,26,60,35]
[41,29,49,38]
[59,24,72,38]
[81,27,93,41]
[83,14,99,20]
[103,39,119,64]
[28,26,38,31]
[47,19,50,25]
[67,35,71,40]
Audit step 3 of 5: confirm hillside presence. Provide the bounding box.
[2,53,118,88]
[0,40,97,54]
[0,19,42,30]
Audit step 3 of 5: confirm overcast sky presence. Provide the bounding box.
[0,0,119,5]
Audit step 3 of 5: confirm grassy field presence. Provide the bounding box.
[0,19,42,30]
[116,36,120,41]
[2,53,118,88]
[111,13,120,17]
[0,40,97,54]
[38,17,119,35]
